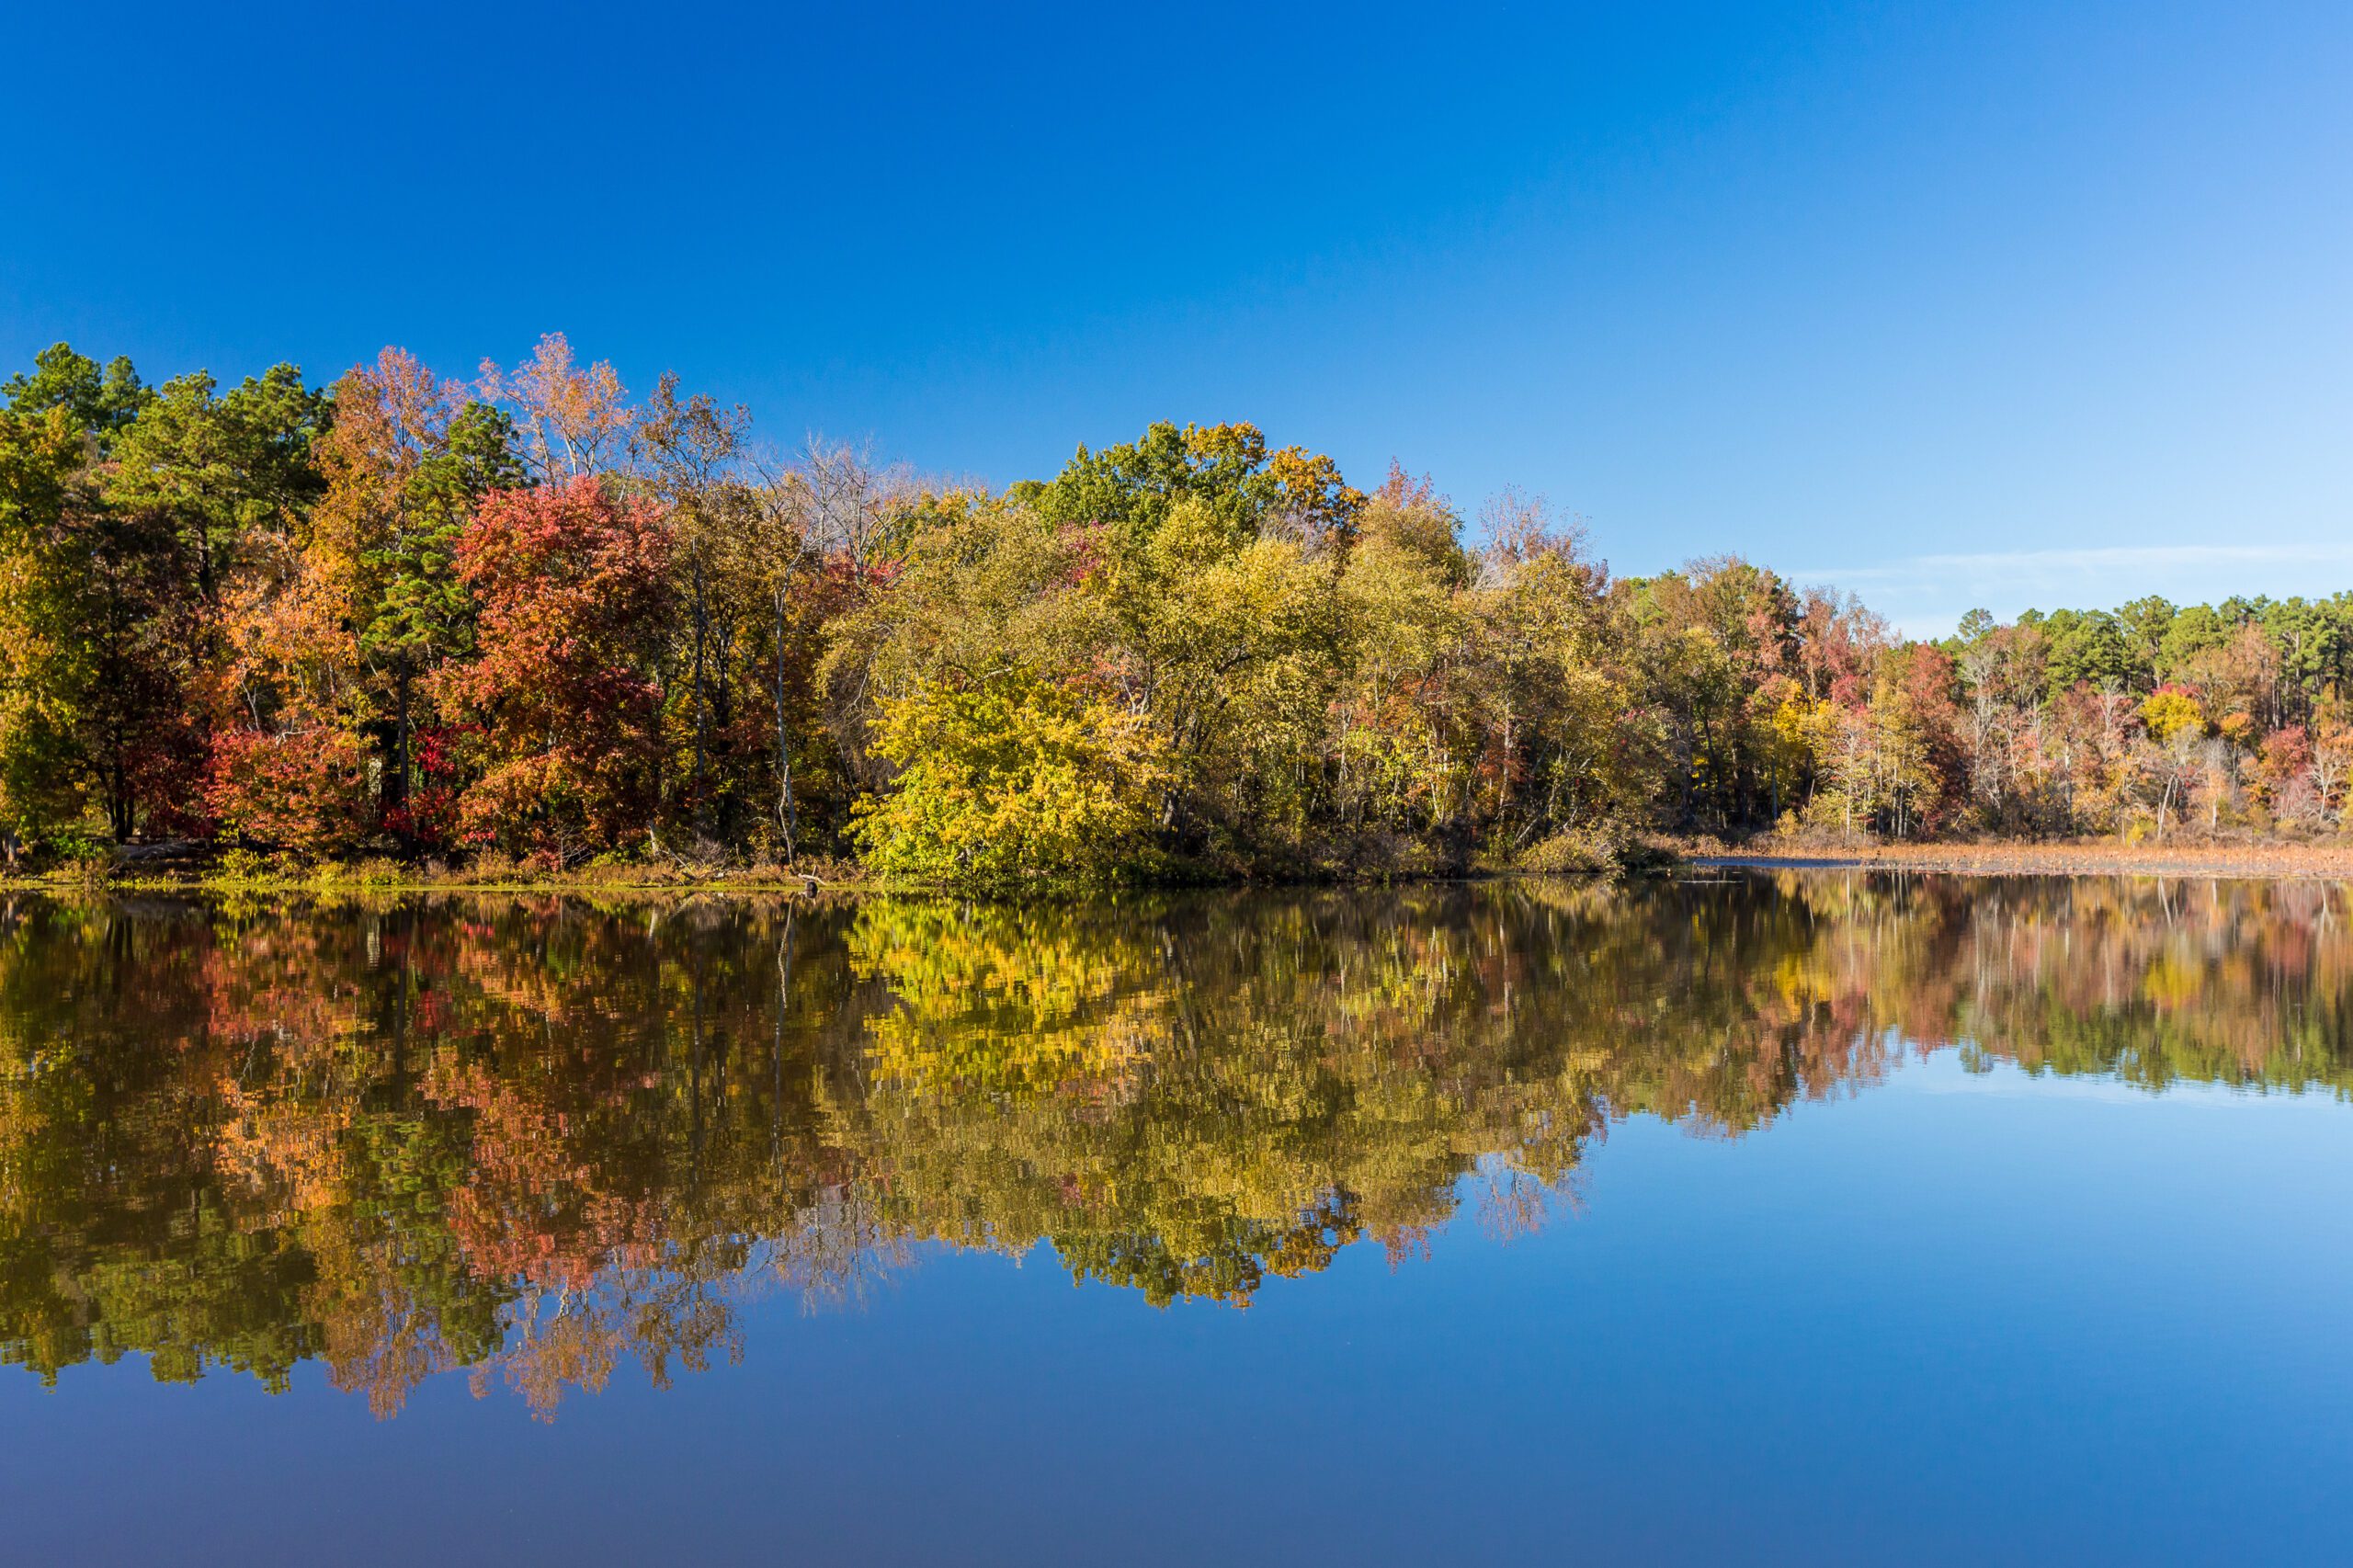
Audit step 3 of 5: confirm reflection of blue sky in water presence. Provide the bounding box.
[4,877,2353,1562]
[7,1048,2348,1566]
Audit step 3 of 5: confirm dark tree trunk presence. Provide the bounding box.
[773,593,797,860]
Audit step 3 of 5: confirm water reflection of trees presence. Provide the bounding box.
[3,873,2350,1415]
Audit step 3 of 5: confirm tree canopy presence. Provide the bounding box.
[4,335,2351,880]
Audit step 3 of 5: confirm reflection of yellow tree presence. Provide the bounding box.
[837,892,1609,1304]
[5,877,2353,1412]
[848,901,1164,1096]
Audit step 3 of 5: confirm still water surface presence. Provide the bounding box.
[2,873,2350,1564]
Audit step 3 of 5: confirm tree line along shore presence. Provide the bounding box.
[5,335,2353,891]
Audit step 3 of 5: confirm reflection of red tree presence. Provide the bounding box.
[424,1053,663,1291]
[199,926,372,1216]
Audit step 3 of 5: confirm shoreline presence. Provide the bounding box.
[1692,843,2353,881]
[9,840,2353,897]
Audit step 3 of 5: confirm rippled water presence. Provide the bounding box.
[3,873,2350,1564]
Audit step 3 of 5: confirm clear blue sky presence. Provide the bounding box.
[6,1,2347,633]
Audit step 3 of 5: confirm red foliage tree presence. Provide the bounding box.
[435,477,672,858]
[206,725,369,852]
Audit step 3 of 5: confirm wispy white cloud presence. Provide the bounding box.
[1789,543,2353,638]
[1794,543,2353,585]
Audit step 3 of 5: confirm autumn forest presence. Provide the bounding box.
[6,336,2352,887]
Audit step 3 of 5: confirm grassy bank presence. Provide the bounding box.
[0,854,858,899]
[0,824,1665,897]
[19,835,2353,897]
[1693,839,2353,880]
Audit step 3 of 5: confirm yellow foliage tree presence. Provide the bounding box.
[852,672,1170,888]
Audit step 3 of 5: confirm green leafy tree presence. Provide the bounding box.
[108,365,327,605]
[0,352,209,846]
[0,344,148,449]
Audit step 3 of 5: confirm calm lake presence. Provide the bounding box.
[2,872,2349,1564]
